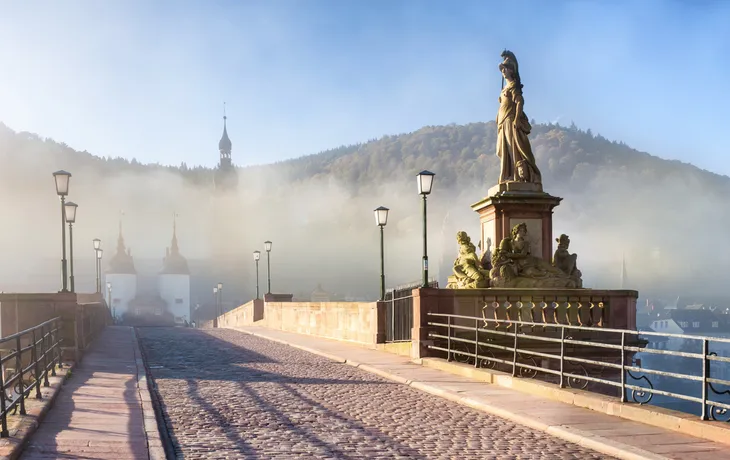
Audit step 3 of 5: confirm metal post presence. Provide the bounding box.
[95,254,100,293]
[0,353,7,436]
[60,196,68,292]
[446,315,452,362]
[16,336,25,415]
[379,225,385,301]
[68,223,75,293]
[266,251,271,294]
[559,327,566,388]
[255,260,260,300]
[512,330,518,377]
[620,331,627,402]
[701,339,709,420]
[42,324,50,386]
[474,318,479,368]
[421,195,429,288]
[32,329,41,399]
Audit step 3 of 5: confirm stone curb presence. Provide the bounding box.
[234,328,670,460]
[130,328,168,460]
[0,363,73,460]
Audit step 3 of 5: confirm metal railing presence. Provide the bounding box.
[427,312,730,421]
[0,317,63,437]
[384,279,438,342]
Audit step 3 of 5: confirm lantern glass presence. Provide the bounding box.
[64,201,78,223]
[264,241,272,252]
[53,170,71,196]
[374,206,389,226]
[96,248,103,259]
[93,238,101,250]
[253,250,261,261]
[217,282,223,290]
[416,170,435,195]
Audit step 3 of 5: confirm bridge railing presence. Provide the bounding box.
[0,317,62,437]
[383,279,438,343]
[427,312,730,422]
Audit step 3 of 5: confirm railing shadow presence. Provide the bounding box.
[138,327,427,458]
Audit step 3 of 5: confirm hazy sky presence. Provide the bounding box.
[0,0,728,173]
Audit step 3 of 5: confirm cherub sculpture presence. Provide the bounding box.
[552,234,583,288]
[446,231,490,289]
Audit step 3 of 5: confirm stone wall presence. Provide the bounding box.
[217,299,385,345]
[0,292,111,361]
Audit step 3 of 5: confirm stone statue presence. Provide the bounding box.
[496,50,542,185]
[552,234,583,288]
[446,231,490,289]
[489,223,577,288]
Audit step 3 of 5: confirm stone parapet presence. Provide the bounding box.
[216,299,386,345]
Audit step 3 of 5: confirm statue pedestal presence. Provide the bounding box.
[471,185,562,262]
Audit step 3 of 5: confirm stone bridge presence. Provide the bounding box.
[1,291,729,459]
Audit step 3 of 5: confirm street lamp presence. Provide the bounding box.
[213,286,219,327]
[374,206,389,300]
[64,201,78,293]
[53,170,71,292]
[253,251,261,299]
[217,282,223,316]
[93,239,101,292]
[96,248,103,294]
[106,281,113,319]
[264,241,272,294]
[417,170,435,288]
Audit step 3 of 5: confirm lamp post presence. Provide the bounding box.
[374,206,389,300]
[93,239,101,293]
[217,282,223,316]
[53,170,71,292]
[213,286,219,327]
[417,170,435,288]
[64,201,78,293]
[253,251,261,299]
[264,241,272,295]
[106,281,113,319]
[96,248,103,294]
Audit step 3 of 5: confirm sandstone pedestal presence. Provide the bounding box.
[471,182,562,262]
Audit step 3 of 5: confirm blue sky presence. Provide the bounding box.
[0,0,728,174]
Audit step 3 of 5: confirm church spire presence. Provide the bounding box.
[170,212,179,254]
[218,102,232,157]
[107,211,136,274]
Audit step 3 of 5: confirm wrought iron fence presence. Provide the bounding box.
[384,279,438,342]
[427,312,730,422]
[0,317,63,437]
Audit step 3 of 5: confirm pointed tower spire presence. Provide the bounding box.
[620,252,628,289]
[218,102,232,157]
[161,212,189,274]
[170,212,179,255]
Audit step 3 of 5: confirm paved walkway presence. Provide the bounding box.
[20,326,156,460]
[231,326,730,460]
[139,327,609,459]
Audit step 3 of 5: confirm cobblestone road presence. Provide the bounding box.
[138,328,611,459]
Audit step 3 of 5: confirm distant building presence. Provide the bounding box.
[105,222,137,319]
[105,218,191,326]
[311,284,330,302]
[649,308,729,335]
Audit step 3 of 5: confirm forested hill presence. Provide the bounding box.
[2,120,727,197]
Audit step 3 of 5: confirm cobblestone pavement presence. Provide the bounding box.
[138,328,612,460]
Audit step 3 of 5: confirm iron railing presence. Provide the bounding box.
[384,279,438,342]
[427,312,730,422]
[0,317,63,437]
